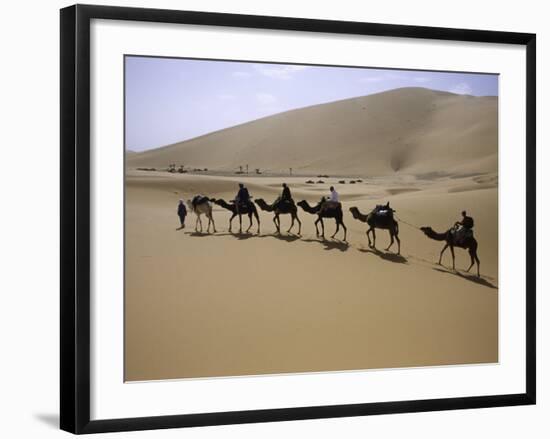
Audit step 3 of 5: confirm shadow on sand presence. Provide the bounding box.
[433,267,497,289]
[186,231,218,237]
[264,232,302,243]
[302,238,349,252]
[185,230,301,243]
[358,247,408,264]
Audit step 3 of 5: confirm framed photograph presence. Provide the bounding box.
[60,4,536,434]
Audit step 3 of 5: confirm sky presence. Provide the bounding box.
[125,56,498,152]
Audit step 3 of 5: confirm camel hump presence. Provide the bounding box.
[322,200,341,210]
[192,195,210,207]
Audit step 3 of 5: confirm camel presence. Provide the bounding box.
[211,198,260,234]
[297,199,347,241]
[186,197,216,233]
[349,206,400,254]
[420,226,480,277]
[254,198,301,235]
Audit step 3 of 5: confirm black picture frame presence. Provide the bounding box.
[60,4,536,434]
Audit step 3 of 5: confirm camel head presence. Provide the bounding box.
[254,198,267,209]
[297,199,316,213]
[256,198,276,212]
[419,226,447,241]
[349,206,360,218]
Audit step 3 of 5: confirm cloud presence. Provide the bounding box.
[253,64,309,80]
[413,76,431,83]
[359,72,404,83]
[256,92,277,105]
[450,82,473,95]
[218,94,236,101]
[359,76,385,83]
[232,71,252,78]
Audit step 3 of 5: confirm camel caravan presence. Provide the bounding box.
[178,183,481,277]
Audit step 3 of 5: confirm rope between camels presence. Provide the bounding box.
[394,214,422,231]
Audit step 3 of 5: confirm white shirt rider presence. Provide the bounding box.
[329,187,339,202]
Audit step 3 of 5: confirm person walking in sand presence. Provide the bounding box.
[177,199,187,229]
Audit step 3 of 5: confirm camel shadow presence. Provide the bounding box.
[302,238,349,252]
[231,231,261,240]
[267,232,302,243]
[433,267,498,289]
[358,247,408,264]
[186,231,217,237]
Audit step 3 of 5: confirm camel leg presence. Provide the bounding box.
[238,213,242,233]
[467,250,475,273]
[287,215,294,233]
[255,212,260,234]
[366,227,373,247]
[314,217,320,237]
[468,249,481,277]
[229,213,236,233]
[438,244,448,265]
[342,222,347,242]
[372,228,376,249]
[395,232,401,255]
[273,215,280,234]
[318,218,325,239]
[450,245,456,270]
[331,219,339,239]
[246,213,253,233]
[296,215,302,235]
[196,215,202,233]
[209,209,216,233]
[385,230,394,251]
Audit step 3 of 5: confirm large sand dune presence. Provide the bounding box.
[127,87,497,176]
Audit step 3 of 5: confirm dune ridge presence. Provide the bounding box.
[127,87,497,176]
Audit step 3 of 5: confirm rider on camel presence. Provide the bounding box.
[235,183,251,214]
[454,210,474,244]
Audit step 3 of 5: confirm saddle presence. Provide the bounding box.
[273,198,293,210]
[192,195,209,207]
[451,225,473,245]
[321,200,341,210]
[371,205,394,219]
[233,199,252,211]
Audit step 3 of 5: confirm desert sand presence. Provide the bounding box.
[124,87,498,381]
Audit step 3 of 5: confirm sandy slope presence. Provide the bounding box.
[125,171,498,381]
[127,87,497,176]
